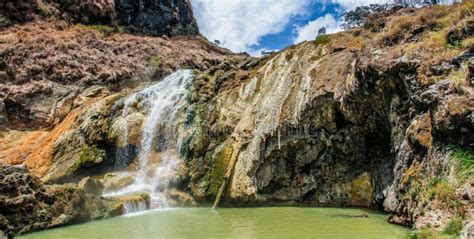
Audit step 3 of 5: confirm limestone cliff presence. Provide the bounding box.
[180,2,473,231]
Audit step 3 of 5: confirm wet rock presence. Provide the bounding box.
[78,177,104,196]
[166,189,196,207]
[0,165,123,235]
[102,173,135,193]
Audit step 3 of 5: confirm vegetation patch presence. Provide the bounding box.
[452,147,474,184]
[68,145,105,174]
[76,24,118,36]
[38,3,53,18]
[149,55,162,69]
[0,15,10,28]
[449,63,469,90]
[407,227,449,239]
[443,217,463,237]
[315,35,330,45]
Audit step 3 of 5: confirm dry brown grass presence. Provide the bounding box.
[377,15,414,45]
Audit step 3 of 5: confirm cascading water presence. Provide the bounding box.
[110,70,193,210]
[122,200,148,215]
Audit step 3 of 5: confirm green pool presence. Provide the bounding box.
[20,207,408,239]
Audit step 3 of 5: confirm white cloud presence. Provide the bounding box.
[293,0,388,44]
[191,0,313,53]
[293,14,340,44]
[331,0,390,10]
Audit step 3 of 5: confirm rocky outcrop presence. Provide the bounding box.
[0,165,123,236]
[117,0,198,36]
[0,0,198,36]
[179,2,474,232]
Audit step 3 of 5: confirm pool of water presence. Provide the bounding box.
[20,207,408,239]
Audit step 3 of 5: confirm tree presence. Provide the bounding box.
[318,27,326,35]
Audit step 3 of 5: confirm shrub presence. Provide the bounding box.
[363,14,386,32]
[315,35,330,45]
[38,3,54,18]
[417,5,449,29]
[378,15,413,45]
[417,227,447,239]
[149,55,162,68]
[453,147,474,183]
[0,15,10,28]
[407,227,449,239]
[426,179,456,208]
[443,217,463,237]
[449,63,469,90]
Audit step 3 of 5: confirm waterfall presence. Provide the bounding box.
[110,69,193,210]
[122,199,148,214]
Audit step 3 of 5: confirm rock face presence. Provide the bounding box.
[0,166,122,235]
[117,0,199,36]
[0,0,198,36]
[179,2,474,231]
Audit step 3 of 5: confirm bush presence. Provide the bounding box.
[449,63,469,90]
[407,227,449,239]
[426,179,456,208]
[315,35,330,45]
[417,228,447,239]
[38,3,54,18]
[453,147,474,183]
[149,55,162,69]
[378,15,413,45]
[0,15,10,28]
[443,217,463,237]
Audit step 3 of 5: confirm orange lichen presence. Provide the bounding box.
[24,107,85,177]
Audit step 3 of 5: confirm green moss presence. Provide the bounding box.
[179,133,194,158]
[209,156,225,195]
[149,55,162,69]
[69,145,104,174]
[452,147,474,184]
[443,217,463,237]
[208,145,233,196]
[184,107,196,127]
[315,35,330,45]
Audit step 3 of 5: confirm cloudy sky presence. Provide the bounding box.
[191,0,388,55]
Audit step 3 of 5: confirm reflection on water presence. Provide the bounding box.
[20,207,408,239]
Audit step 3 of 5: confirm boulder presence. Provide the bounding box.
[78,177,104,196]
[0,165,123,235]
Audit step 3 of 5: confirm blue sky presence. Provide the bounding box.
[191,0,387,55]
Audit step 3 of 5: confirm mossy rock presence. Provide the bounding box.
[68,145,105,174]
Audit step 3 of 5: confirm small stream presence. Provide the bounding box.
[20,207,408,239]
